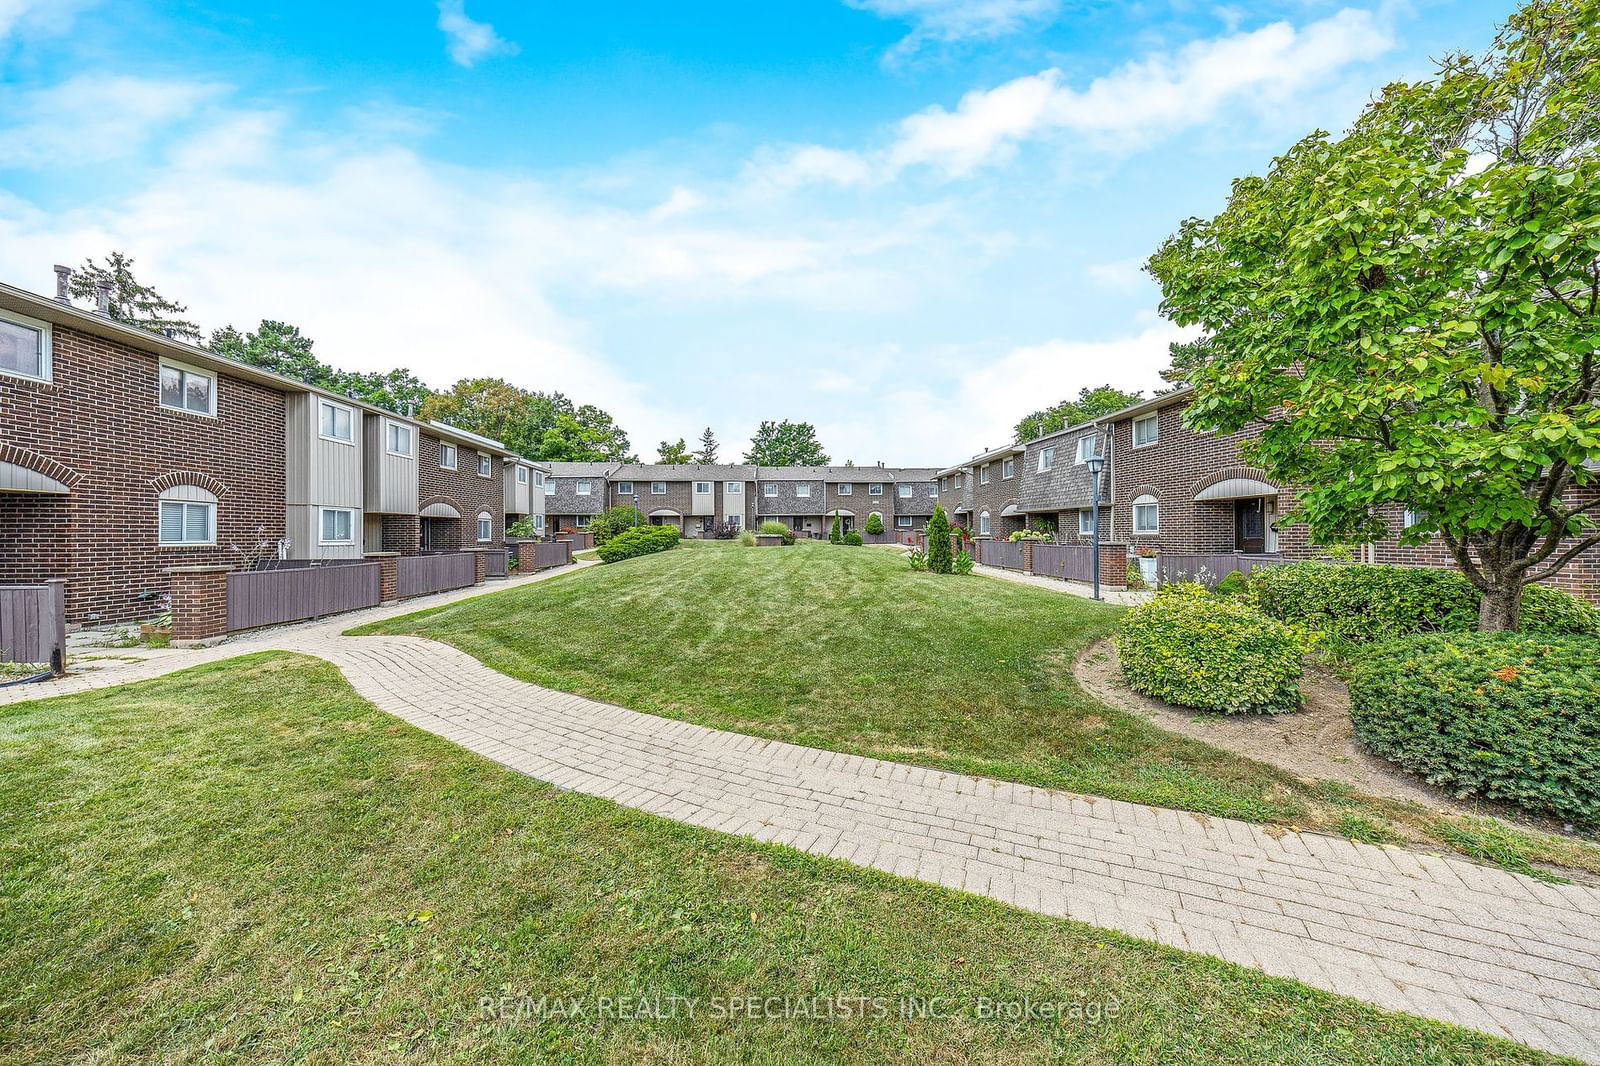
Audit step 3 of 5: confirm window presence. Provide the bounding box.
[979,510,991,535]
[727,514,742,530]
[868,483,882,496]
[439,443,458,469]
[953,475,962,489]
[980,465,991,485]
[532,514,545,532]
[575,515,590,528]
[1002,458,1014,479]
[318,400,354,443]
[796,483,811,498]
[725,481,742,495]
[838,483,852,495]
[694,481,712,494]
[651,481,667,495]
[159,359,215,416]
[516,466,528,484]
[1132,495,1159,533]
[0,310,50,382]
[1404,508,1421,528]
[478,453,492,477]
[1132,414,1160,447]
[764,483,778,497]
[1079,510,1095,536]
[1037,448,1054,473]
[1076,435,1098,464]
[476,512,493,542]
[576,480,592,496]
[896,515,913,528]
[544,477,556,496]
[897,484,912,498]
[385,421,412,457]
[929,485,938,497]
[319,507,355,544]
[616,481,634,495]
[157,485,217,546]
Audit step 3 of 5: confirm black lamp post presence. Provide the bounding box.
[1087,455,1106,601]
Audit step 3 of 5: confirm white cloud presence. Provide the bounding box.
[0,0,89,44]
[758,7,1394,185]
[0,75,225,167]
[846,0,1060,63]
[436,0,518,68]
[1086,257,1148,291]
[647,185,706,220]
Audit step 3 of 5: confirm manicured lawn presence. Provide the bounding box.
[358,541,1600,876]
[0,655,1550,1063]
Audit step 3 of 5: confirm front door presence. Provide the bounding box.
[1235,498,1266,553]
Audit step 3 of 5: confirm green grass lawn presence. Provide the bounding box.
[0,655,1551,1063]
[357,540,1600,879]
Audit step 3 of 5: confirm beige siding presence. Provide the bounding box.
[364,415,419,514]
[286,394,364,508]
[285,504,364,560]
[503,463,533,515]
[691,482,715,516]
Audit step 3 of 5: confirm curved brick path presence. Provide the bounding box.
[5,567,1598,1061]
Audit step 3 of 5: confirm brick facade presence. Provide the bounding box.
[419,433,503,552]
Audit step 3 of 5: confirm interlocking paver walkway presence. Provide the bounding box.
[5,563,1598,1061]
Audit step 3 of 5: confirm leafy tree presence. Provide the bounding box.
[658,438,694,463]
[70,252,200,340]
[744,420,830,465]
[864,512,884,535]
[1015,385,1145,443]
[696,426,720,463]
[829,514,843,544]
[422,382,635,462]
[926,504,953,574]
[211,320,433,415]
[1147,0,1600,631]
[589,506,645,545]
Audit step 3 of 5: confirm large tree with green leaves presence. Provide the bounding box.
[211,320,432,416]
[743,420,829,466]
[71,252,201,341]
[422,381,635,463]
[1148,0,1600,631]
[1015,385,1145,443]
[658,438,693,463]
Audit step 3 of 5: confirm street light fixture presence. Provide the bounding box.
[1086,455,1106,601]
[633,493,640,528]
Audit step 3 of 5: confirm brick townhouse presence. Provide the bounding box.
[0,274,540,625]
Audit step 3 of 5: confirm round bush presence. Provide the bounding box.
[843,531,863,546]
[1116,587,1304,714]
[1348,633,1600,825]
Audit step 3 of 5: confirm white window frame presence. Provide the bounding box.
[158,357,217,418]
[532,514,545,532]
[317,399,355,445]
[895,515,913,528]
[616,481,634,496]
[868,483,883,496]
[157,485,217,547]
[928,485,938,497]
[1403,507,1421,529]
[543,477,556,496]
[897,484,912,498]
[796,483,811,498]
[1079,510,1095,536]
[953,474,962,489]
[439,442,458,470]
[1132,495,1159,534]
[838,483,853,495]
[694,481,712,494]
[477,453,492,478]
[1038,448,1055,473]
[319,507,356,545]
[1075,435,1098,465]
[980,465,991,485]
[0,308,52,383]
[763,482,778,497]
[574,514,590,529]
[576,480,592,496]
[516,465,529,485]
[651,481,667,495]
[476,511,493,542]
[1132,414,1160,448]
[979,510,991,535]
[385,420,413,457]
[1002,458,1015,480]
[725,481,742,495]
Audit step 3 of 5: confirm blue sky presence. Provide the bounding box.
[0,0,1511,462]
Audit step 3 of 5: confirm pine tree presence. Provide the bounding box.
[865,513,884,535]
[70,252,201,341]
[829,514,842,544]
[696,426,719,464]
[926,504,953,574]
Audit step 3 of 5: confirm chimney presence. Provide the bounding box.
[53,265,72,303]
[93,277,112,315]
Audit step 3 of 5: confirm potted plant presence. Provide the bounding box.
[1135,545,1159,585]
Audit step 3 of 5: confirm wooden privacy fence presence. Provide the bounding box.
[533,541,571,569]
[1031,543,1095,582]
[978,539,1025,571]
[1156,552,1286,588]
[397,552,477,599]
[0,580,66,670]
[484,549,509,579]
[227,564,381,632]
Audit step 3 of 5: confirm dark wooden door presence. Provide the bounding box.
[1235,498,1266,553]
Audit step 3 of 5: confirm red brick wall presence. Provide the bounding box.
[0,325,286,624]
[418,434,503,550]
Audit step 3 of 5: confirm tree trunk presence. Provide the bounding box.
[1478,578,1524,632]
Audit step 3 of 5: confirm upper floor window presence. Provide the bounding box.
[928,485,937,497]
[838,483,853,495]
[980,465,991,485]
[1002,458,1015,479]
[796,483,811,498]
[725,481,742,495]
[0,310,51,382]
[320,507,355,545]
[1132,494,1159,533]
[1037,448,1054,473]
[764,483,778,497]
[1132,414,1160,447]
[477,453,492,478]
[897,484,912,498]
[157,484,217,546]
[439,443,458,469]
[516,466,529,484]
[318,400,354,444]
[694,481,712,494]
[953,474,963,489]
[868,483,883,496]
[651,481,667,494]
[616,481,634,495]
[576,480,592,495]
[543,477,556,495]
[385,421,413,457]
[476,511,493,542]
[1076,435,1098,464]
[1403,507,1421,528]
[159,359,216,417]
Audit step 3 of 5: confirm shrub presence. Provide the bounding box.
[1008,529,1051,542]
[595,524,680,563]
[707,521,740,540]
[739,529,757,547]
[829,515,843,544]
[1117,586,1305,714]
[843,531,863,546]
[1249,562,1599,641]
[907,548,927,571]
[864,513,884,535]
[589,507,646,545]
[506,517,536,539]
[1125,561,1146,591]
[953,550,973,575]
[1213,571,1247,598]
[1348,633,1600,825]
[926,504,953,574]
[758,520,788,534]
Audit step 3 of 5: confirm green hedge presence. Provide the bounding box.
[1249,563,1600,642]
[595,524,680,563]
[1348,633,1600,825]
[1117,587,1304,714]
